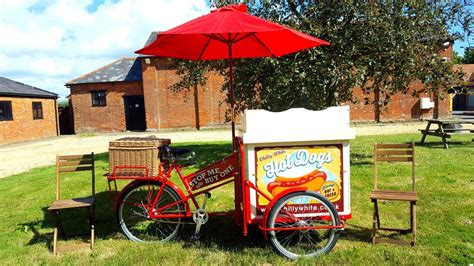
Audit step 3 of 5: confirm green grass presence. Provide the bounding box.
[0,135,473,264]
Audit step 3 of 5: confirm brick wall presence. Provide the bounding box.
[141,57,227,130]
[348,82,450,121]
[71,53,454,132]
[0,96,57,144]
[69,81,143,132]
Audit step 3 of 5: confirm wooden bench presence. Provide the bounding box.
[419,119,474,148]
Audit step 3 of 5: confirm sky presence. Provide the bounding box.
[0,0,210,98]
[0,0,471,98]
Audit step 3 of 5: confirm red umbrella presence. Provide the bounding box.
[136,4,329,146]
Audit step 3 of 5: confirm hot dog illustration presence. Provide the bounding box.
[267,169,327,197]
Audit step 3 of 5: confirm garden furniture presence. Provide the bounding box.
[419,119,474,148]
[47,153,95,255]
[370,143,417,246]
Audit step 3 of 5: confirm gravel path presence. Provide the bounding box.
[0,121,434,178]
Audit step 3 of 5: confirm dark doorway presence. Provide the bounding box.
[452,94,467,111]
[124,95,146,131]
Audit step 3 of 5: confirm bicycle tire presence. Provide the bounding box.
[267,191,340,259]
[117,181,184,242]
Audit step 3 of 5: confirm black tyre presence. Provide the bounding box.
[117,181,184,242]
[267,191,340,259]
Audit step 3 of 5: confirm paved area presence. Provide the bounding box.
[0,121,437,178]
[452,111,474,121]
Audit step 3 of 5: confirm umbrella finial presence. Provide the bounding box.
[212,4,247,13]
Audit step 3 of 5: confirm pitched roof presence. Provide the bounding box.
[66,58,142,85]
[136,31,160,57]
[0,76,57,98]
[455,64,474,87]
[144,31,159,47]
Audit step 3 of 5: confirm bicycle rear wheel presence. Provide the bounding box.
[117,181,184,242]
[267,191,340,259]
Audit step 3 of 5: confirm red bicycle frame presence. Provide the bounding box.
[107,137,346,235]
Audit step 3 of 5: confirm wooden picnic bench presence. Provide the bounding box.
[419,119,474,148]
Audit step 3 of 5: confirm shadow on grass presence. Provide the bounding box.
[350,152,373,166]
[19,193,372,255]
[179,217,268,252]
[416,141,472,149]
[18,190,269,253]
[18,191,120,250]
[341,223,373,243]
[342,223,416,245]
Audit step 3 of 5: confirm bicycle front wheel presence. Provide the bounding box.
[267,191,340,259]
[117,181,184,242]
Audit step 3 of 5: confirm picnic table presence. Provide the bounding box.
[419,119,474,148]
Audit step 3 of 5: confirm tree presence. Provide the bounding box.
[452,51,463,64]
[172,1,472,121]
[462,48,474,64]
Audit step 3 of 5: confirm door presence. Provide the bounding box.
[468,92,474,110]
[124,95,146,131]
[452,94,467,111]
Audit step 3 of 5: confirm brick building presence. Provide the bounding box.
[349,43,453,122]
[452,64,474,111]
[66,57,226,133]
[0,77,58,144]
[350,81,450,122]
[66,33,453,132]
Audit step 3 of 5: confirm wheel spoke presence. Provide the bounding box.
[118,183,183,242]
[267,191,340,259]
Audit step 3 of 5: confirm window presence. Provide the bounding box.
[0,101,13,121]
[32,102,43,119]
[91,90,106,106]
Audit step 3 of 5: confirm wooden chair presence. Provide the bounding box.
[370,143,417,246]
[47,153,95,255]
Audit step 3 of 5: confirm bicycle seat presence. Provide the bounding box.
[169,147,194,157]
[159,145,196,163]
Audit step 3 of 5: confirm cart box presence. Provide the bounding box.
[109,136,171,177]
[239,106,355,220]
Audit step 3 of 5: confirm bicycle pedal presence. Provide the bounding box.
[190,234,200,241]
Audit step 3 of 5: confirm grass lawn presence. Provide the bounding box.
[0,134,472,264]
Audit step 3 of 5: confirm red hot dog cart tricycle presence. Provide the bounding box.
[107,106,355,259]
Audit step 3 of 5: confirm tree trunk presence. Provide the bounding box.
[193,84,200,130]
[433,90,439,119]
[374,86,381,123]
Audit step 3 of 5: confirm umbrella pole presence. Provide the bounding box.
[228,45,235,150]
[228,43,242,225]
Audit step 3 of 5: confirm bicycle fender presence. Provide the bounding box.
[114,180,143,211]
[261,187,309,239]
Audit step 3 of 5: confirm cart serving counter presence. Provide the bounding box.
[239,106,355,224]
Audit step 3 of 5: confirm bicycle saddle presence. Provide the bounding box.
[159,145,196,162]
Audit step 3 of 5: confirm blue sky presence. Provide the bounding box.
[0,0,209,97]
[0,1,471,98]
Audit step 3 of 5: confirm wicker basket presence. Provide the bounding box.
[108,136,171,177]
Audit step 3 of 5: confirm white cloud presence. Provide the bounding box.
[0,0,209,97]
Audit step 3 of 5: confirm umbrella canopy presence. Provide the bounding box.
[135,4,329,147]
[136,4,329,60]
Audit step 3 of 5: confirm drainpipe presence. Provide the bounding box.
[54,97,59,136]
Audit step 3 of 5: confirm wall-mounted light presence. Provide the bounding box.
[144,58,151,64]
